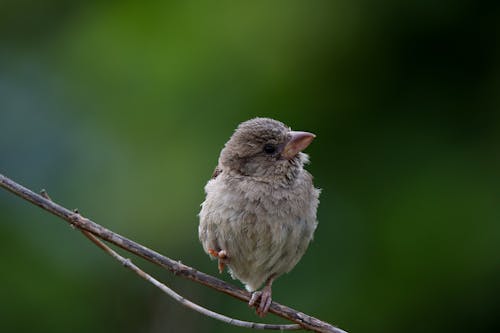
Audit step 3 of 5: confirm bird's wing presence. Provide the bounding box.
[211,166,222,179]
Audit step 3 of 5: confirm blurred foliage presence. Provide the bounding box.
[1,1,499,332]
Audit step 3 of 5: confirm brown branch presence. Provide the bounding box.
[0,173,347,333]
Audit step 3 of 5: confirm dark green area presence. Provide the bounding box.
[1,1,499,332]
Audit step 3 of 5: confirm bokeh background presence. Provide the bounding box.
[1,1,499,332]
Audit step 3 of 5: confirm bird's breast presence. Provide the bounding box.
[199,175,319,290]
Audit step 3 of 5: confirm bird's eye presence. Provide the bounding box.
[263,144,276,154]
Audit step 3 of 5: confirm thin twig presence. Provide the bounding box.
[0,173,347,333]
[82,228,301,330]
[39,190,300,331]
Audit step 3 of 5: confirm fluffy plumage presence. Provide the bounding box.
[198,117,320,316]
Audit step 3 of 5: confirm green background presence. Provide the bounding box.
[1,1,499,332]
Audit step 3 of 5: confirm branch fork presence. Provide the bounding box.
[1,173,347,333]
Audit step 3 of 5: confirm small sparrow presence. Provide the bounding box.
[198,117,320,316]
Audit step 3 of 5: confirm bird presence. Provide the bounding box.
[198,117,320,317]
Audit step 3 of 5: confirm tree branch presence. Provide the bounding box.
[0,173,347,333]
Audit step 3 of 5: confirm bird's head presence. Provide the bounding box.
[219,118,315,182]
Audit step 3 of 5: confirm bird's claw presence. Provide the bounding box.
[208,249,228,273]
[248,288,272,317]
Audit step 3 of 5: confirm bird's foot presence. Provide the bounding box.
[248,285,272,317]
[208,248,228,273]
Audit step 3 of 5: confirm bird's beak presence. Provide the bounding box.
[282,131,316,159]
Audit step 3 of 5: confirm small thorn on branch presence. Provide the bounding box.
[40,189,52,201]
[122,258,132,268]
